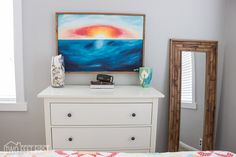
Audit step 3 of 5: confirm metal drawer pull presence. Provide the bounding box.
[131,113,136,117]
[68,137,73,141]
[67,113,72,117]
[131,137,136,141]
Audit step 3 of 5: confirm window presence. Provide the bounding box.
[0,0,15,101]
[0,0,27,111]
[181,52,196,109]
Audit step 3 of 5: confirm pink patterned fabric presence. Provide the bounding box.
[0,150,235,157]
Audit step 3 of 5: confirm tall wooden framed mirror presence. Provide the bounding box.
[168,39,218,152]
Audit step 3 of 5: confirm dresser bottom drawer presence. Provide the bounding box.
[52,127,151,149]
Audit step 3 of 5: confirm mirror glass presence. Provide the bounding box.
[179,51,206,151]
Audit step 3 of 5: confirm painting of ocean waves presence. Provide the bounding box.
[58,40,143,72]
[57,13,145,72]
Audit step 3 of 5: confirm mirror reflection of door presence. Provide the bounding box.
[179,51,206,151]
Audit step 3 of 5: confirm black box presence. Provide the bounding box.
[96,74,113,83]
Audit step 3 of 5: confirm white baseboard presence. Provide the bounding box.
[179,141,199,151]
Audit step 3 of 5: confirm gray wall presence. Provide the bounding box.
[216,0,236,152]
[0,0,225,151]
[180,53,206,150]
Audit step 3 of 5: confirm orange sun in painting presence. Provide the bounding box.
[63,25,136,39]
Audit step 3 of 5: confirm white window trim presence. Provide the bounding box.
[181,52,197,110]
[0,0,27,111]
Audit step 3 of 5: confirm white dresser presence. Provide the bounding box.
[38,85,164,153]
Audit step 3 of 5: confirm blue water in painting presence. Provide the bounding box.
[58,40,143,72]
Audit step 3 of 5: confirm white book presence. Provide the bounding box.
[90,84,115,89]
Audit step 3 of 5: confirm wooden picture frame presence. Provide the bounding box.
[168,39,218,151]
[56,12,146,73]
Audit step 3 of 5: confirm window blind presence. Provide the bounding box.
[181,52,194,104]
[0,0,16,100]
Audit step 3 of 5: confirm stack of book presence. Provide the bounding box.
[90,74,114,89]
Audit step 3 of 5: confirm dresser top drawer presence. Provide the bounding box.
[50,103,152,126]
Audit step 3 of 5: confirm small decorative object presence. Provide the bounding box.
[57,13,145,72]
[139,67,152,88]
[97,74,114,83]
[51,55,65,88]
[90,74,114,89]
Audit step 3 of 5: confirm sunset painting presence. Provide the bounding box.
[57,13,145,72]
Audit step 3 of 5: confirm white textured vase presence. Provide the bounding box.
[51,55,65,88]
